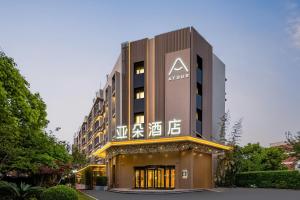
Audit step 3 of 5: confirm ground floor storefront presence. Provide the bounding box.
[105,142,219,189]
[89,136,231,190]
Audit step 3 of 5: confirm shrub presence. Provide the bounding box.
[236,170,300,189]
[41,185,78,200]
[95,176,107,186]
[0,181,44,200]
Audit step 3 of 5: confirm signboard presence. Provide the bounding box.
[181,169,188,179]
[165,49,190,136]
[168,57,189,81]
[115,119,182,140]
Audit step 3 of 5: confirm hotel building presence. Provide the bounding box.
[73,27,231,189]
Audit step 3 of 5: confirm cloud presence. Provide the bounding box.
[286,1,300,48]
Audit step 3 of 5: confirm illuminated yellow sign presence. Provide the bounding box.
[115,119,182,140]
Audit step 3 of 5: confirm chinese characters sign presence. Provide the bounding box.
[115,119,182,140]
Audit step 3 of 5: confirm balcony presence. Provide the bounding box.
[197,68,202,84]
[104,117,108,125]
[94,142,101,149]
[93,126,100,133]
[88,145,93,153]
[99,119,104,130]
[196,95,202,110]
[99,104,105,115]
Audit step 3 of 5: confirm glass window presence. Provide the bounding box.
[134,113,144,124]
[197,55,203,70]
[134,61,144,75]
[135,88,144,99]
[197,109,202,121]
[136,67,144,74]
[196,83,202,95]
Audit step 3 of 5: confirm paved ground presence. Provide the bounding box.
[84,188,300,200]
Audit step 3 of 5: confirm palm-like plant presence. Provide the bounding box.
[0,181,43,200]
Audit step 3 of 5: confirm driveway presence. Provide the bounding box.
[84,188,300,200]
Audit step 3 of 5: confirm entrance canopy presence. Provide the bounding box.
[93,136,232,158]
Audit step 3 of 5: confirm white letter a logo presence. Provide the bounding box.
[168,58,189,76]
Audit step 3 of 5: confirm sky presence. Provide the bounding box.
[0,0,299,146]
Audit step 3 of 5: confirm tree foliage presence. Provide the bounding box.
[240,143,287,171]
[71,146,87,167]
[0,51,71,176]
[215,114,243,186]
[286,131,300,159]
[215,113,288,186]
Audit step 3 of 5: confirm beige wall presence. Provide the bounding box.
[193,152,213,188]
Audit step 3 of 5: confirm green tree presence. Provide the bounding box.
[0,51,70,182]
[239,143,263,171]
[260,147,287,170]
[218,111,230,144]
[286,131,300,159]
[215,117,243,186]
[240,143,287,172]
[71,146,87,167]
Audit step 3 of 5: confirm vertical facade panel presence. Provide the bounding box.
[122,44,129,126]
[154,27,191,133]
[129,39,148,137]
[190,27,213,140]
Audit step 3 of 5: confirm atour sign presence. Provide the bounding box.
[168,57,189,81]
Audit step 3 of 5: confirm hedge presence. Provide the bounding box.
[41,185,78,200]
[236,170,300,189]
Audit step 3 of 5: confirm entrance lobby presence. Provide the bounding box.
[106,144,219,189]
[134,166,175,189]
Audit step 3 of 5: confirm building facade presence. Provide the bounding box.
[73,27,230,189]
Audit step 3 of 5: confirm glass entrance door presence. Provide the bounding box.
[134,166,175,189]
[147,168,154,188]
[135,169,145,188]
[157,167,164,188]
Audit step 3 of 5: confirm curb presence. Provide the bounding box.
[79,191,99,200]
[109,189,205,194]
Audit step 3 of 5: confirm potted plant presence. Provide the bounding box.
[95,176,107,191]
